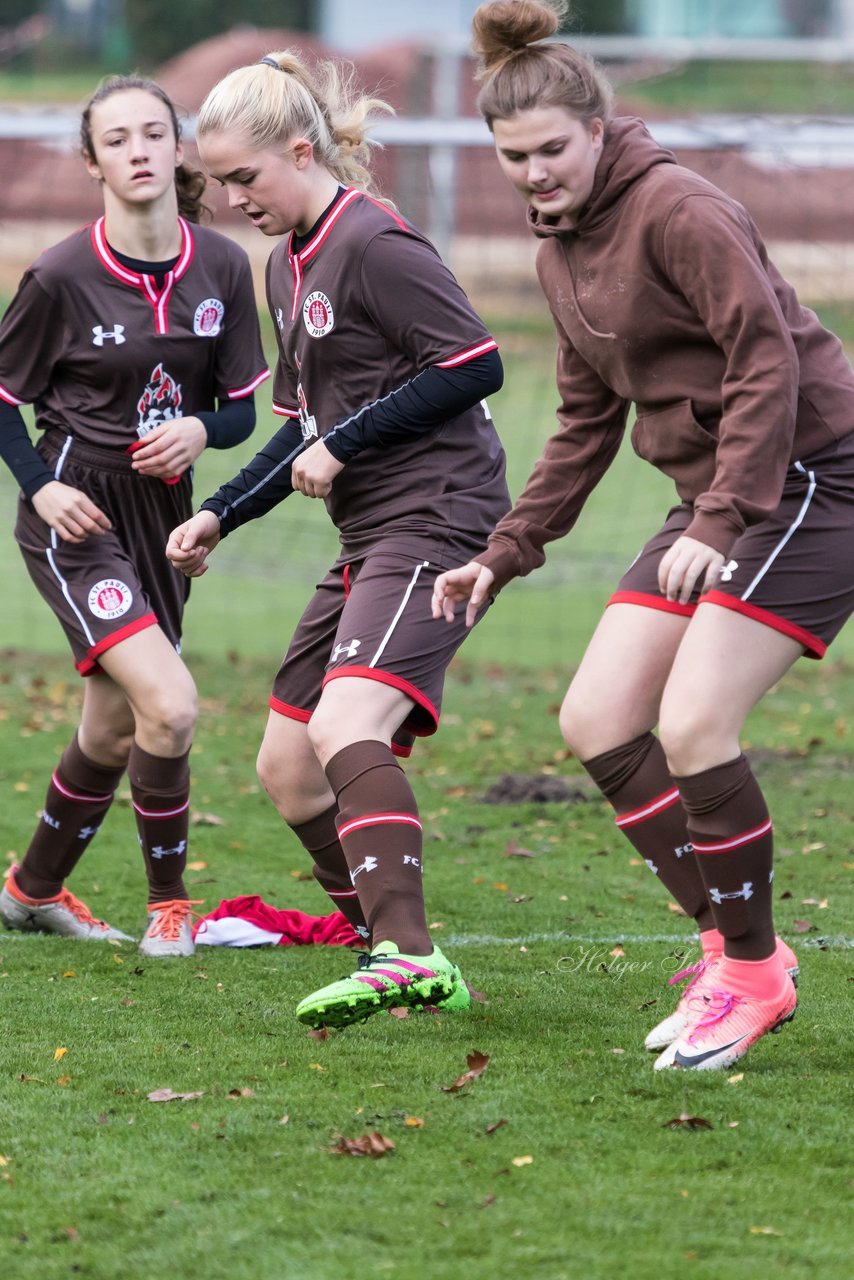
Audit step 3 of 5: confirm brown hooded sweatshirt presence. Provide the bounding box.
[477,116,854,589]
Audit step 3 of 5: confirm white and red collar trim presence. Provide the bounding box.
[286,188,362,321]
[90,216,195,335]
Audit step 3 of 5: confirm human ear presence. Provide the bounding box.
[290,138,314,169]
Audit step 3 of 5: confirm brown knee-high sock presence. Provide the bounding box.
[290,804,370,943]
[16,732,126,899]
[583,732,714,930]
[325,741,431,955]
[674,755,775,960]
[128,744,190,904]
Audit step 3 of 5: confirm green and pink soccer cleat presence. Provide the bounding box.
[295,941,469,1029]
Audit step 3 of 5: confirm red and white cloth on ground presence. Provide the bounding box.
[192,895,361,948]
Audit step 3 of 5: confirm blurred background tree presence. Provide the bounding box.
[124,0,313,68]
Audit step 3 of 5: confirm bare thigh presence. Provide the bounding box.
[559,604,691,759]
[660,601,804,775]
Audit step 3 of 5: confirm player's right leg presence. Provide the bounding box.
[256,708,370,944]
[1,675,136,941]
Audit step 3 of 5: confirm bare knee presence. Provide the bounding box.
[80,722,135,768]
[559,683,651,762]
[658,705,737,776]
[257,735,330,826]
[133,680,197,755]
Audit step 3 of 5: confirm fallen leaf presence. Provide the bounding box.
[504,840,537,859]
[308,1063,326,1073]
[56,1075,71,1086]
[750,1226,783,1236]
[330,1131,395,1158]
[480,1194,497,1208]
[146,1088,205,1103]
[800,897,829,909]
[492,882,509,891]
[666,901,688,916]
[485,1118,507,1135]
[227,1088,255,1099]
[278,1115,290,1125]
[512,1155,533,1167]
[307,1027,330,1040]
[664,1112,714,1130]
[468,985,488,1004]
[441,1049,490,1093]
[404,1116,425,1128]
[792,919,816,933]
[609,947,625,958]
[53,1047,68,1061]
[388,1007,410,1021]
[191,811,224,827]
[727,1073,745,1084]
[186,860,208,871]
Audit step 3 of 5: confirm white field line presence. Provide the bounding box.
[442,931,854,950]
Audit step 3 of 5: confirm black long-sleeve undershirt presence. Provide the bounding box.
[0,396,255,499]
[198,348,503,538]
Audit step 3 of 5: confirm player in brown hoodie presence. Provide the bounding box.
[434,0,854,1070]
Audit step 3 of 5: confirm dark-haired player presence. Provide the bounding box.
[0,76,268,956]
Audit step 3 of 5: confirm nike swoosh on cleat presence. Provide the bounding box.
[674,1033,750,1067]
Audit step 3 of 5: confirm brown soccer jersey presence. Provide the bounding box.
[0,218,268,444]
[265,189,508,559]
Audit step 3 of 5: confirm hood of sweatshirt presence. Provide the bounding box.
[527,116,676,239]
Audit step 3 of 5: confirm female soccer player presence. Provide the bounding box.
[0,76,268,956]
[433,0,854,1070]
[166,49,509,1028]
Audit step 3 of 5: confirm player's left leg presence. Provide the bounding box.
[293,676,467,1028]
[98,626,199,957]
[654,604,802,1069]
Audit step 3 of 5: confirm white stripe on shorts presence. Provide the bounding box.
[741,461,817,601]
[369,561,430,667]
[42,436,96,646]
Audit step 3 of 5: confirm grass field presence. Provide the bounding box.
[1,309,853,1277]
[1,647,852,1280]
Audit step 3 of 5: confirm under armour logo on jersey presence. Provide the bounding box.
[719,559,739,582]
[42,810,61,830]
[710,881,753,903]
[92,324,126,346]
[78,825,100,840]
[332,639,361,662]
[644,858,659,875]
[350,854,378,884]
[150,840,187,859]
[275,307,284,331]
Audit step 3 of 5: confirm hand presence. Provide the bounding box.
[431,561,494,629]
[657,535,725,605]
[31,481,111,543]
[165,510,221,578]
[129,417,208,479]
[291,440,344,499]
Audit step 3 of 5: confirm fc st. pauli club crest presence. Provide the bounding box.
[303,291,334,338]
[193,297,224,337]
[88,578,133,620]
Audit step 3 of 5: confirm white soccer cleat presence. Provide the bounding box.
[0,866,133,941]
[138,899,197,957]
